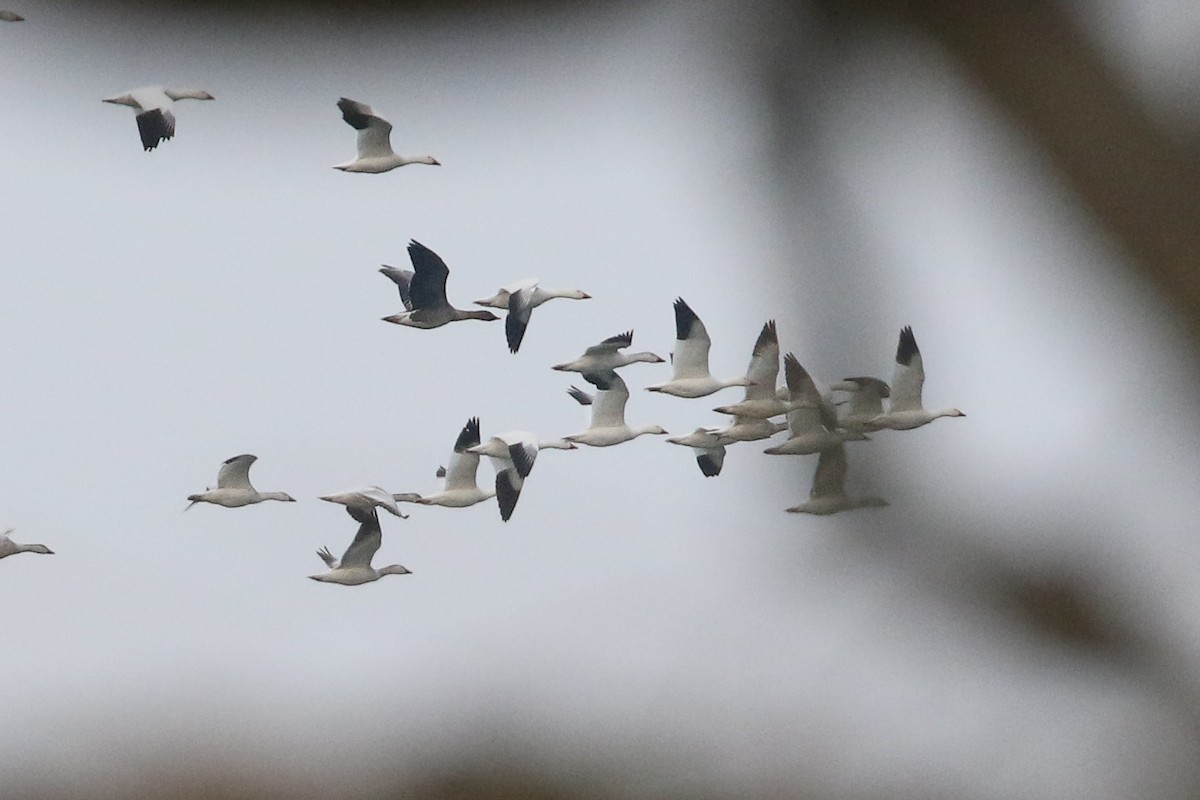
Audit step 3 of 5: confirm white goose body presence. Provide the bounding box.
[318,486,408,520]
[565,372,668,447]
[764,354,868,456]
[310,508,411,585]
[394,417,495,508]
[646,298,749,398]
[551,331,664,373]
[786,443,888,515]
[380,241,498,329]
[467,431,576,521]
[333,97,440,173]
[868,327,965,431]
[186,454,296,509]
[474,278,591,353]
[0,529,53,559]
[102,86,214,151]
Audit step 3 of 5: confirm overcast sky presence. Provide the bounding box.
[4,2,1200,798]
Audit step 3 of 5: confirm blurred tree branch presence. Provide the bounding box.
[817,0,1200,341]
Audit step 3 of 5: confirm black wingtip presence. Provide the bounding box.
[581,370,615,391]
[697,453,723,477]
[673,297,699,341]
[496,471,521,521]
[896,326,918,366]
[453,417,482,452]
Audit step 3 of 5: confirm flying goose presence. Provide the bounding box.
[786,443,888,515]
[0,529,52,559]
[645,298,750,398]
[763,354,868,455]
[473,278,591,353]
[467,432,576,521]
[380,241,499,329]
[333,97,440,173]
[712,321,796,419]
[394,417,495,508]
[102,86,214,151]
[564,372,668,447]
[185,454,296,509]
[833,376,891,433]
[318,486,408,520]
[309,507,412,585]
[664,428,727,477]
[868,327,965,430]
[551,331,664,373]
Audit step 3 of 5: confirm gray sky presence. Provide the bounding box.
[4,2,1200,798]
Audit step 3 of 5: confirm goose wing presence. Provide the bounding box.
[136,108,175,151]
[405,240,452,311]
[695,445,725,477]
[743,320,779,401]
[379,266,415,311]
[216,454,257,490]
[810,443,848,499]
[782,354,826,435]
[670,298,712,379]
[337,97,395,160]
[495,468,525,522]
[888,326,925,412]
[506,285,537,353]
[584,330,633,356]
[840,376,890,418]
[444,417,484,490]
[338,511,383,569]
[583,370,629,428]
[316,546,338,569]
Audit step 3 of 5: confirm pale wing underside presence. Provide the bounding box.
[216,454,256,490]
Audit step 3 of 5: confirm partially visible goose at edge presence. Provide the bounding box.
[318,486,408,520]
[394,417,495,508]
[310,507,412,585]
[564,372,668,447]
[764,354,868,456]
[646,298,750,398]
[185,454,296,509]
[333,97,440,173]
[467,431,576,521]
[474,278,591,353]
[551,330,664,373]
[380,241,499,329]
[786,443,888,515]
[868,326,965,431]
[0,528,52,559]
[102,86,214,151]
[0,11,24,21]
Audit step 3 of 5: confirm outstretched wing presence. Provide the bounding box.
[379,266,415,311]
[405,240,452,311]
[506,286,537,353]
[338,97,394,159]
[136,108,175,151]
[216,454,256,490]
[743,320,779,401]
[338,511,383,569]
[670,298,712,380]
[584,330,633,356]
[888,326,925,412]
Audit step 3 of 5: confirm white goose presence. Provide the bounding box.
[664,428,727,477]
[102,86,214,151]
[786,443,888,515]
[833,376,891,433]
[551,331,664,373]
[0,529,52,559]
[333,97,440,173]
[394,417,495,508]
[309,507,412,585]
[467,431,576,521]
[0,11,24,21]
[185,454,296,509]
[380,241,499,329]
[473,278,591,353]
[318,486,408,520]
[712,321,795,419]
[646,298,750,398]
[868,326,966,430]
[764,354,868,456]
[565,372,668,447]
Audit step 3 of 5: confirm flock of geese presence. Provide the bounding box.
[0,11,965,583]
